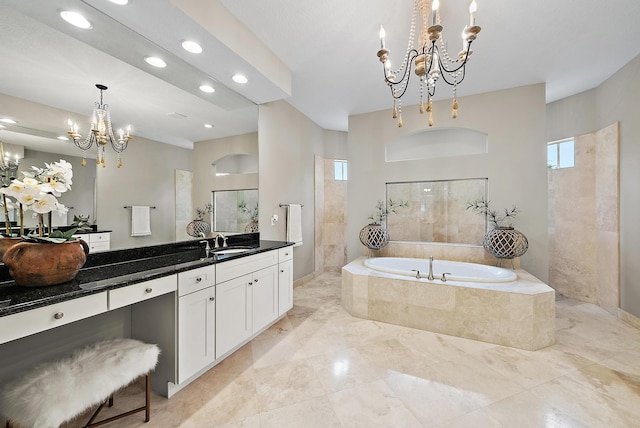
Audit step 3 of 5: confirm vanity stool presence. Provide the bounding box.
[0,338,159,428]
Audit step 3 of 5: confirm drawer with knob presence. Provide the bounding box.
[108,274,177,310]
[278,246,293,263]
[0,292,108,345]
[178,265,215,297]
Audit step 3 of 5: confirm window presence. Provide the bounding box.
[547,138,575,169]
[334,160,348,181]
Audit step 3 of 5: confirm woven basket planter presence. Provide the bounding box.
[482,226,528,259]
[359,224,390,250]
[186,220,211,237]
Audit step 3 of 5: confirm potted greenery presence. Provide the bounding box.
[238,200,259,232]
[466,198,528,260]
[359,199,408,250]
[186,203,213,237]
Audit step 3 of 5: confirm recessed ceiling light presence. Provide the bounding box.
[60,11,92,29]
[199,85,215,94]
[204,123,214,128]
[109,0,130,5]
[57,136,69,141]
[0,118,16,124]
[181,40,203,54]
[145,56,167,68]
[232,74,248,84]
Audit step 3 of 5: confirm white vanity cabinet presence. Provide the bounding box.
[72,232,111,253]
[214,249,282,360]
[177,265,216,384]
[278,247,294,316]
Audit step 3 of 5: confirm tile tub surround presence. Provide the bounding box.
[342,257,555,351]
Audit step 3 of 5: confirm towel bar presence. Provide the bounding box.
[124,206,157,209]
[279,203,304,208]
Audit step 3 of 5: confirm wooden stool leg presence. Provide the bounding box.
[145,373,151,422]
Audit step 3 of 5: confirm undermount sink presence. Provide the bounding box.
[212,247,253,255]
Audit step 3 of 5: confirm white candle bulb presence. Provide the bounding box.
[379,25,386,49]
[469,0,477,26]
[432,0,439,26]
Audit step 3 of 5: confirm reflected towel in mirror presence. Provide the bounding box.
[131,206,151,236]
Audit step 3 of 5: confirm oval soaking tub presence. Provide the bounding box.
[363,257,517,283]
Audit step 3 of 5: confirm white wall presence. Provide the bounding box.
[347,84,549,282]
[193,132,258,222]
[258,101,324,280]
[96,134,192,249]
[547,53,640,317]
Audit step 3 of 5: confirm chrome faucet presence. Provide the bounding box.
[214,233,228,248]
[199,239,211,257]
[427,256,435,281]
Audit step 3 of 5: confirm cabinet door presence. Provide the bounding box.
[215,274,252,359]
[252,265,278,334]
[178,286,215,383]
[278,259,294,316]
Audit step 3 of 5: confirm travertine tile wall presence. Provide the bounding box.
[548,123,619,313]
[320,158,347,272]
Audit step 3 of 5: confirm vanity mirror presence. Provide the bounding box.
[0,3,259,249]
[386,178,487,245]
[213,189,258,233]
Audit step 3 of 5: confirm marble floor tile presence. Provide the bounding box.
[328,379,423,428]
[52,272,640,428]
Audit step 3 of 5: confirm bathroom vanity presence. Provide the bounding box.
[0,234,294,397]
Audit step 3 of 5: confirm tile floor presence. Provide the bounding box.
[64,272,640,427]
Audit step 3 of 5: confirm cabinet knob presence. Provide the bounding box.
[285,252,289,256]
[248,281,253,286]
[145,288,153,293]
[209,297,215,301]
[254,278,259,283]
[280,269,284,273]
[54,312,64,320]
[196,277,202,283]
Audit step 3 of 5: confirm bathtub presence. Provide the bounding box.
[364,257,517,283]
[342,256,556,351]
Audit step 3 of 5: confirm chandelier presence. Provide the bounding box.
[0,141,19,187]
[377,0,481,127]
[67,84,132,168]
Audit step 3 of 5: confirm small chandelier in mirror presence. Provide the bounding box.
[67,84,132,168]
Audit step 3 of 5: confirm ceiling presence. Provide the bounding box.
[1,0,640,157]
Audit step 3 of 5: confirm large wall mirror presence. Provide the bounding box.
[0,3,260,248]
[386,178,487,245]
[213,189,258,233]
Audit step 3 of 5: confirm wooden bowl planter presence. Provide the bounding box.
[2,239,89,287]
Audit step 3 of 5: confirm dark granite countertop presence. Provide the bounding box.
[0,233,293,317]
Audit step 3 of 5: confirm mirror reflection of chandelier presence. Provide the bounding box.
[67,84,132,168]
[0,141,19,187]
[377,0,481,127]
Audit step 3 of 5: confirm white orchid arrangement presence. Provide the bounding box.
[0,159,73,239]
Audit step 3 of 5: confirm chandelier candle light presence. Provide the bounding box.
[67,84,132,168]
[377,0,481,127]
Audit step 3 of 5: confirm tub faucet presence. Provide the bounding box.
[411,269,421,279]
[428,256,434,281]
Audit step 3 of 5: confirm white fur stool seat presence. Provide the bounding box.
[0,338,159,428]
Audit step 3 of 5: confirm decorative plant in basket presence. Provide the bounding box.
[359,199,408,250]
[238,200,259,232]
[0,160,90,287]
[466,198,528,261]
[186,203,213,237]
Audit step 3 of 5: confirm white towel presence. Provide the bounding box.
[286,204,303,247]
[131,206,151,236]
